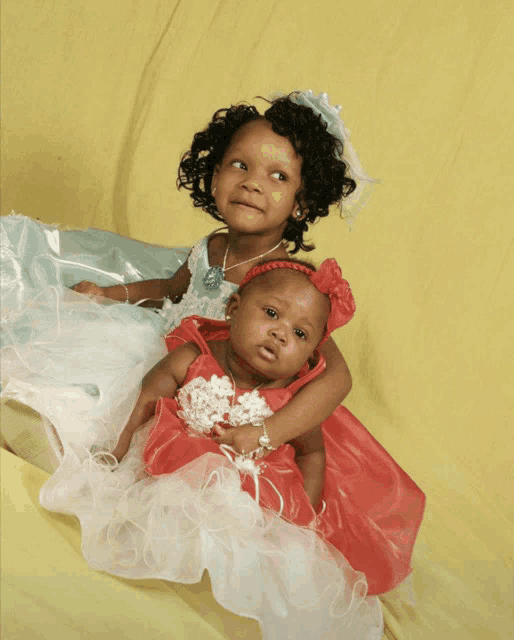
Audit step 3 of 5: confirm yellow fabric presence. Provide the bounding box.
[2,1,513,639]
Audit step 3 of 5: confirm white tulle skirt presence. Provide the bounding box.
[39,423,383,640]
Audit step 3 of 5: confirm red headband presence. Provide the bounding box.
[239,259,356,344]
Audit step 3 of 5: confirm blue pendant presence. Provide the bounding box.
[203,266,224,290]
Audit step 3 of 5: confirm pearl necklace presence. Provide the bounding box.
[202,236,284,291]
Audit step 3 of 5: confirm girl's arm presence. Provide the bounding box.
[265,337,351,444]
[215,337,351,452]
[73,260,192,308]
[111,342,199,461]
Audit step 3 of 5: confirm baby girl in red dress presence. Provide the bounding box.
[113,257,425,596]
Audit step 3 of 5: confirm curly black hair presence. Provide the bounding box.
[177,93,356,253]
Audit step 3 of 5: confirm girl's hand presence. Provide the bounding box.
[111,431,133,462]
[73,281,105,298]
[214,425,273,457]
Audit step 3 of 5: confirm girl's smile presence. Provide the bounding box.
[231,201,264,213]
[211,119,303,239]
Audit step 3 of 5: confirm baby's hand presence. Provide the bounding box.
[73,280,105,298]
[214,425,272,457]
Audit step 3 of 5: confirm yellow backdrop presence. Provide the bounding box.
[2,1,513,638]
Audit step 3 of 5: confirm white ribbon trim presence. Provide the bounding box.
[219,444,284,518]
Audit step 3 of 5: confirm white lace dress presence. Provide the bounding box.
[158,234,238,333]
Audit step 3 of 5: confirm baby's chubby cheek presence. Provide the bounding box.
[271,191,282,203]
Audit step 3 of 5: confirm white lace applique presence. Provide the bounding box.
[177,374,274,434]
[228,389,273,427]
[158,239,236,333]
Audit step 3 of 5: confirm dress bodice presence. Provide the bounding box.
[158,235,238,332]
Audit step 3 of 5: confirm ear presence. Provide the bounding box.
[211,165,220,191]
[291,192,308,221]
[291,204,308,222]
[225,293,241,320]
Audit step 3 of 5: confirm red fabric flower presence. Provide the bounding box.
[310,259,356,335]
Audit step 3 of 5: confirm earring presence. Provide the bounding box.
[296,210,302,218]
[225,314,231,321]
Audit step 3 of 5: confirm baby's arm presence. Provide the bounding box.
[289,426,326,510]
[73,260,192,308]
[111,342,199,461]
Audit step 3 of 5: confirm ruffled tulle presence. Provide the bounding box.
[40,427,383,640]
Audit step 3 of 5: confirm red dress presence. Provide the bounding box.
[144,316,425,595]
